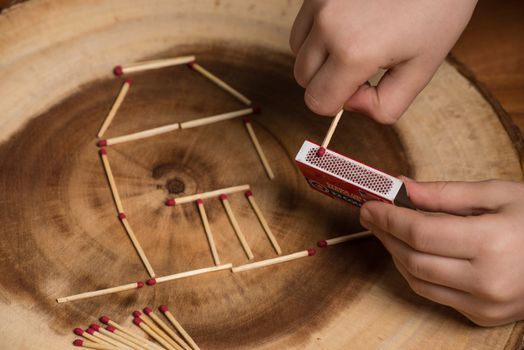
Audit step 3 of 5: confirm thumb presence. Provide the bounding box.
[344,59,436,124]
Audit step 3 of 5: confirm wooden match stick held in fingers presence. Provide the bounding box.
[113,55,196,76]
[145,264,232,286]
[159,305,200,350]
[165,184,250,206]
[232,249,316,273]
[118,212,156,277]
[179,107,256,129]
[220,194,254,260]
[243,116,274,180]
[99,148,124,213]
[195,199,221,266]
[143,307,191,350]
[187,61,251,106]
[98,122,180,147]
[73,339,116,350]
[317,109,344,156]
[101,317,160,350]
[133,318,178,350]
[57,281,144,303]
[317,231,373,247]
[244,191,282,255]
[97,79,132,138]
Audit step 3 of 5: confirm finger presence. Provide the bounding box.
[294,28,328,88]
[361,201,480,258]
[392,257,477,313]
[402,179,510,215]
[344,59,435,124]
[305,55,375,115]
[373,229,474,292]
[289,3,314,54]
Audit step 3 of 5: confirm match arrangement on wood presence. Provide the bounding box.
[71,305,199,350]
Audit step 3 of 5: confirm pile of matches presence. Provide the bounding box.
[72,305,199,350]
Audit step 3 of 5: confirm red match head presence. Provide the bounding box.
[307,248,317,256]
[86,328,95,335]
[317,240,328,248]
[113,65,123,76]
[106,325,116,333]
[133,318,142,326]
[98,148,107,155]
[136,281,144,288]
[252,106,261,114]
[316,147,326,157]
[159,305,169,313]
[219,194,228,201]
[97,139,108,147]
[143,307,153,315]
[242,116,251,124]
[132,310,142,318]
[186,61,196,69]
[125,78,133,85]
[73,328,84,336]
[118,212,127,220]
[99,316,110,324]
[146,278,157,286]
[166,198,176,206]
[73,339,84,347]
[244,190,253,198]
[90,324,100,331]
[196,198,203,205]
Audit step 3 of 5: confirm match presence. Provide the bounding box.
[146,264,233,286]
[106,325,161,350]
[73,339,116,350]
[317,231,373,247]
[133,311,184,350]
[196,199,221,266]
[219,194,254,260]
[232,249,316,273]
[97,79,132,138]
[56,281,144,303]
[113,55,196,76]
[97,325,143,350]
[118,212,156,277]
[74,328,109,346]
[317,109,344,156]
[97,122,180,147]
[100,316,160,350]
[187,61,251,106]
[166,184,250,206]
[243,117,274,180]
[179,107,257,129]
[87,327,132,350]
[244,191,282,255]
[159,305,200,350]
[133,318,178,350]
[143,307,191,350]
[99,148,125,213]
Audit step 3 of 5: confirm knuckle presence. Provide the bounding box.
[304,91,337,116]
[406,222,428,252]
[404,253,424,277]
[409,278,427,298]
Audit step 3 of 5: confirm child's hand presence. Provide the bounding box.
[290,0,477,122]
[360,178,524,326]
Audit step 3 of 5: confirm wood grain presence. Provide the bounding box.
[0,1,522,349]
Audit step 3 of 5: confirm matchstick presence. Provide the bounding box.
[195,199,221,266]
[118,212,156,277]
[244,191,282,255]
[100,326,144,350]
[133,311,185,350]
[159,305,200,350]
[91,324,141,350]
[101,317,161,350]
[243,117,274,180]
[113,55,196,76]
[133,318,177,350]
[88,327,133,350]
[106,326,161,350]
[74,328,110,346]
[232,249,316,273]
[219,194,254,260]
[98,122,180,147]
[165,184,250,206]
[317,109,344,156]
[73,339,117,350]
[143,307,192,350]
[179,107,257,129]
[146,264,233,286]
[97,79,132,138]
[317,231,373,247]
[57,281,144,303]
[187,62,251,106]
[99,148,124,213]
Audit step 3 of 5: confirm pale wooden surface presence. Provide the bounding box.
[0,1,522,349]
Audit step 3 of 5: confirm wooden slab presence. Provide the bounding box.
[0,1,522,349]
